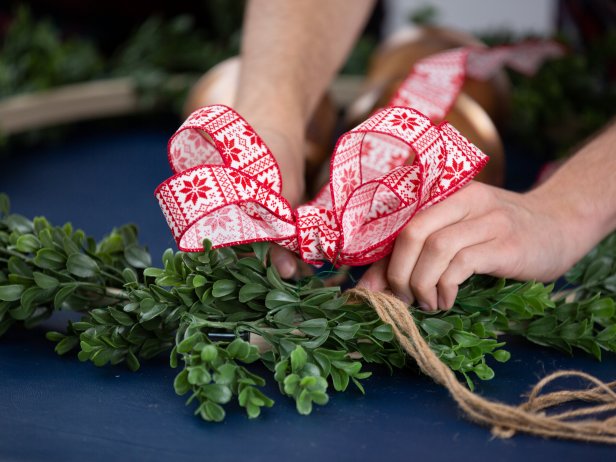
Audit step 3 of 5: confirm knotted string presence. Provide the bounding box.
[348,288,616,444]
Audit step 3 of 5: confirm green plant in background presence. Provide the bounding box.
[1,193,615,421]
[0,7,104,99]
[507,34,616,159]
[478,30,616,160]
[0,7,239,110]
[408,4,439,26]
[111,14,239,113]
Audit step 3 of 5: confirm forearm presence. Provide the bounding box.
[528,120,616,260]
[236,0,374,133]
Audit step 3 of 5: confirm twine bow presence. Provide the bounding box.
[155,42,563,266]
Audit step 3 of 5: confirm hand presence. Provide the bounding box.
[358,181,588,311]
[242,123,308,279]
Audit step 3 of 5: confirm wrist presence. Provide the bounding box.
[525,184,599,271]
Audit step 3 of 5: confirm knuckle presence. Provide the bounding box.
[438,272,456,290]
[456,249,473,268]
[490,209,514,234]
[424,233,448,254]
[386,270,407,292]
[401,221,428,243]
[410,276,432,298]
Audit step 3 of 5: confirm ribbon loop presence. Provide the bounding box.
[156,42,563,266]
[156,104,487,265]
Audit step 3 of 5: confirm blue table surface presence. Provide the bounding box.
[0,124,614,462]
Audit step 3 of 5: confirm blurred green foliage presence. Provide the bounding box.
[508,35,616,159]
[480,31,616,159]
[0,7,104,98]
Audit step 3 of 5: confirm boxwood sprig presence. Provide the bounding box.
[1,192,615,420]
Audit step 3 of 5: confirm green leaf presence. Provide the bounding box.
[173,369,191,395]
[589,298,615,319]
[15,234,40,253]
[330,367,349,391]
[265,289,299,309]
[53,284,77,309]
[203,384,232,404]
[66,253,99,278]
[266,266,287,290]
[421,317,453,337]
[188,366,211,385]
[214,363,237,385]
[452,331,481,348]
[239,282,268,302]
[0,284,24,301]
[527,316,557,336]
[201,344,218,363]
[140,303,166,322]
[290,345,308,371]
[200,401,225,422]
[33,272,59,290]
[473,363,495,381]
[583,256,612,285]
[274,360,289,382]
[333,322,360,340]
[296,389,313,415]
[45,331,65,342]
[126,350,140,371]
[177,332,201,354]
[597,325,616,343]
[5,214,32,233]
[298,318,328,337]
[143,267,164,278]
[108,307,134,326]
[492,349,511,363]
[302,332,329,349]
[212,279,237,298]
[227,338,250,359]
[13,287,48,320]
[122,268,138,283]
[251,242,269,265]
[124,244,152,268]
[54,336,79,355]
[97,234,124,255]
[371,324,394,342]
[192,274,207,288]
[34,248,65,270]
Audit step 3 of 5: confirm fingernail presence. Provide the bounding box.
[437,295,445,310]
[398,294,411,305]
[418,301,431,311]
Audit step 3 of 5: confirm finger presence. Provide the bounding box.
[357,257,390,292]
[410,217,498,310]
[270,245,298,279]
[387,193,473,305]
[437,240,504,310]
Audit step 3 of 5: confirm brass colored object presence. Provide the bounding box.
[447,93,504,186]
[345,26,509,186]
[184,57,337,197]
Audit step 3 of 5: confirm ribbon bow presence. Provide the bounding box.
[155,42,562,266]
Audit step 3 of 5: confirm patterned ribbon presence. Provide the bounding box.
[155,42,563,266]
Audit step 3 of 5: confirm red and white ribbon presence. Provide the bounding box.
[155,42,563,266]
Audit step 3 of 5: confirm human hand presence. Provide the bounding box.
[358,181,589,311]
[240,121,308,279]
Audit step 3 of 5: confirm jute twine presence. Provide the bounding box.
[348,288,616,444]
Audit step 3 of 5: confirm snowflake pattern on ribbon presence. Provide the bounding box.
[156,42,563,266]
